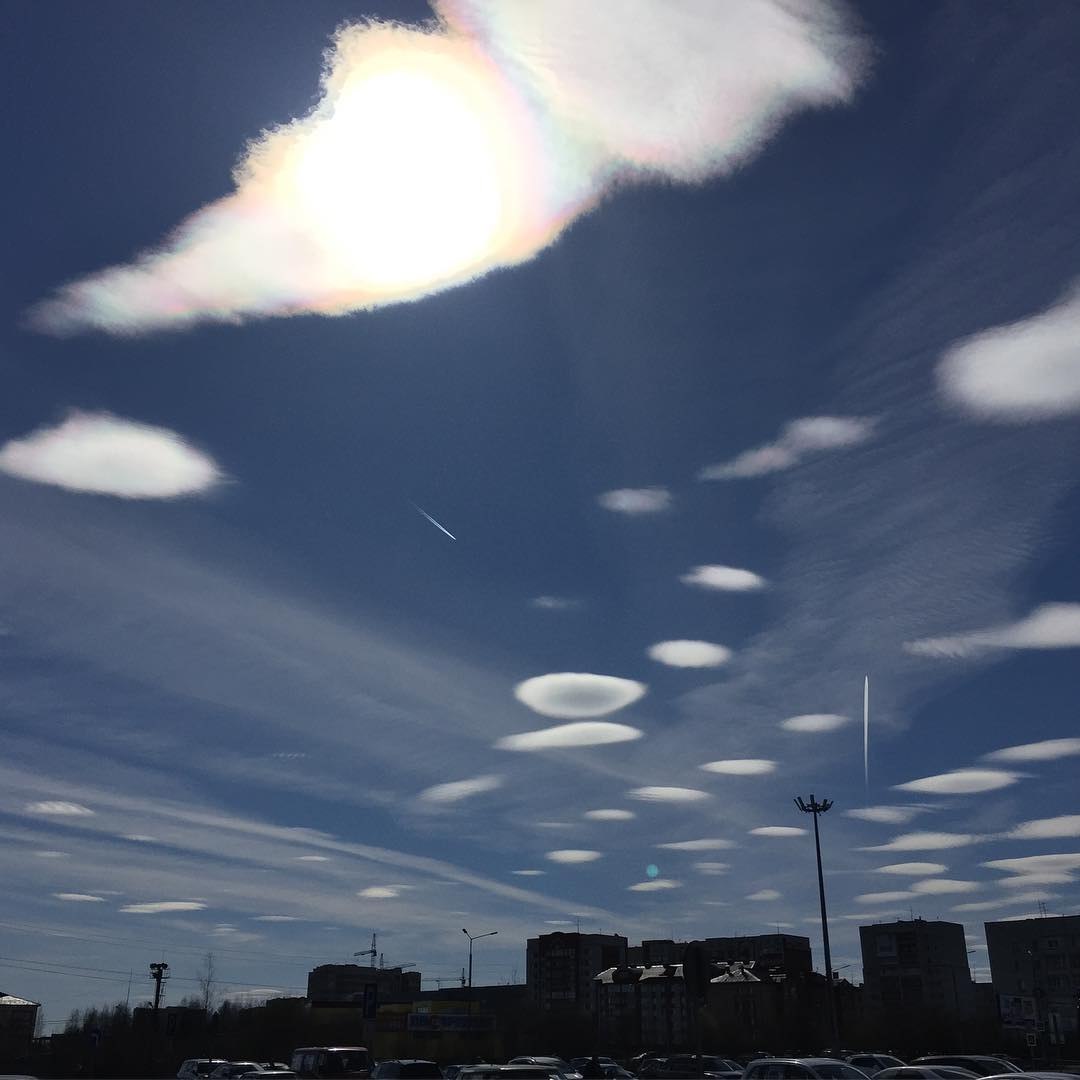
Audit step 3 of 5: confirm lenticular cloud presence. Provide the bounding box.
[30,0,867,335]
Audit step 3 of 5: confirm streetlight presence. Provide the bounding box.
[463,928,497,990]
[795,794,839,1048]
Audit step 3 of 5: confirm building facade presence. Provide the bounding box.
[307,965,422,1013]
[0,993,40,1063]
[985,913,1080,1055]
[627,935,812,975]
[526,932,627,1013]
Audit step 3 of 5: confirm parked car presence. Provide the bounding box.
[211,1063,268,1079]
[742,1059,872,1080]
[846,1057,906,1076]
[654,1055,742,1079]
[910,1059,1021,1077]
[873,1069,978,1080]
[240,1073,298,1080]
[508,1059,584,1080]
[373,1063,442,1080]
[291,1049,373,1079]
[459,1069,563,1080]
[179,1060,230,1079]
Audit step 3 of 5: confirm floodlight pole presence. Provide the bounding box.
[795,794,839,1048]
[463,928,497,990]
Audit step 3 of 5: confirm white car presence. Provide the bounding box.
[179,1060,230,1080]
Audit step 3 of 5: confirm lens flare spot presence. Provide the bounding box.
[646,863,660,879]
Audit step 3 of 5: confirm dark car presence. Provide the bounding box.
[874,1069,978,1080]
[655,1056,742,1079]
[373,1063,443,1080]
[846,1058,906,1076]
[742,1059,872,1080]
[911,1059,1021,1077]
[291,1048,373,1080]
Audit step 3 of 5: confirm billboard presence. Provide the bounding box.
[999,994,1037,1029]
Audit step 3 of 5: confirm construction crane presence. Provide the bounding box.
[378,955,416,971]
[353,933,377,965]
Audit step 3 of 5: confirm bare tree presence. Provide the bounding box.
[197,952,218,1014]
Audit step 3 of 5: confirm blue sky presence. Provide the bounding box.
[3,0,1080,1025]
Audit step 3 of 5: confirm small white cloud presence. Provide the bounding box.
[584,809,636,821]
[998,872,1075,886]
[546,849,603,864]
[658,838,735,851]
[530,596,579,610]
[845,806,930,824]
[511,869,545,876]
[864,831,983,851]
[906,603,1080,659]
[512,673,647,719]
[750,826,807,838]
[911,878,980,895]
[856,891,916,903]
[647,640,732,668]
[937,285,1080,420]
[876,862,948,876]
[984,737,1080,763]
[0,412,222,498]
[34,850,70,858]
[598,487,672,514]
[53,892,106,902]
[121,900,208,914]
[699,415,874,480]
[951,900,1011,913]
[780,713,850,733]
[700,758,777,776]
[694,862,730,875]
[746,888,781,901]
[895,768,1019,795]
[25,800,94,816]
[1005,815,1080,840]
[681,564,767,591]
[497,720,643,751]
[358,886,400,899]
[253,915,300,922]
[295,855,331,862]
[629,879,682,892]
[983,853,1080,874]
[122,834,156,842]
[629,786,711,803]
[419,774,503,803]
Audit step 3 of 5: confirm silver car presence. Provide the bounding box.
[742,1059,872,1080]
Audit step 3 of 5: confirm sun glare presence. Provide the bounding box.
[289,49,515,296]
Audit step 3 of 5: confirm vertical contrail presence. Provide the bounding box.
[863,674,870,791]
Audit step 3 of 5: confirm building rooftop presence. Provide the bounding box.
[0,993,40,1007]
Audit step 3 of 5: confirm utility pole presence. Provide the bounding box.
[462,928,497,990]
[149,962,169,1074]
[795,794,839,1049]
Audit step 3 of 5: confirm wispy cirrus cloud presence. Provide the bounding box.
[512,673,647,719]
[529,595,580,611]
[910,878,980,894]
[629,787,710,803]
[0,413,221,499]
[846,806,932,825]
[894,768,1019,795]
[120,900,208,914]
[29,0,867,335]
[864,831,984,852]
[358,886,401,898]
[418,775,503,803]
[856,890,915,904]
[680,565,767,591]
[598,487,672,514]
[25,801,94,816]
[699,415,874,480]
[906,603,1080,658]
[629,879,681,892]
[657,838,735,852]
[53,892,106,902]
[746,888,781,901]
[938,284,1080,420]
[647,640,732,668]
[983,737,1080,763]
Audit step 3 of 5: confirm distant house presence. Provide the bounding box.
[0,992,41,1062]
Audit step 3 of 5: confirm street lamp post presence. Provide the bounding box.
[463,928,497,990]
[795,794,839,1049]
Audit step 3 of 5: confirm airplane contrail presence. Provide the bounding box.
[411,501,456,541]
[864,674,870,791]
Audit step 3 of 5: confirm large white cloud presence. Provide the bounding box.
[512,673,647,719]
[750,826,806,838]
[584,809,636,821]
[53,892,106,902]
[598,487,672,514]
[545,849,603,864]
[647,640,732,668]
[910,878,980,895]
[1005,815,1080,840]
[984,737,1080,763]
[780,712,849,733]
[876,862,948,876]
[657,838,735,851]
[938,285,1080,420]
[496,720,644,751]
[700,758,777,776]
[0,413,222,498]
[681,565,767,591]
[906,603,1080,659]
[983,854,1080,874]
[699,415,873,480]
[864,832,984,851]
[30,1,867,335]
[120,900,208,914]
[894,768,1018,795]
[419,774,503,803]
[629,786,710,803]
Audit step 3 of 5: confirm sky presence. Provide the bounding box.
[3,0,1080,1027]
